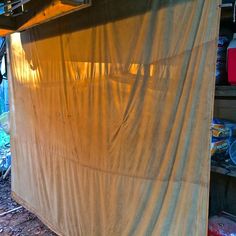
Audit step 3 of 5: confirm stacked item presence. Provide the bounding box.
[216,36,229,85]
[211,118,236,163]
[208,213,236,236]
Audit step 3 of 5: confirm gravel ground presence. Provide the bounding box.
[0,175,57,236]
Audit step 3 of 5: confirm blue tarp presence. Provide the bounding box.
[0,37,10,172]
[0,79,9,114]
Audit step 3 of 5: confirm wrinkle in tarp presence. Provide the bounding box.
[9,0,220,235]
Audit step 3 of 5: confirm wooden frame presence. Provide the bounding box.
[0,0,92,36]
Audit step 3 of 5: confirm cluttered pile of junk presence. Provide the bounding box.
[208,4,236,235]
[0,38,10,181]
[0,111,10,180]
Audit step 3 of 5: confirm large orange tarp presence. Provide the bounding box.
[9,0,220,235]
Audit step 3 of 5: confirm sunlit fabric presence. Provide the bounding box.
[9,0,220,235]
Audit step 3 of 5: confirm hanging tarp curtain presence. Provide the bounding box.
[9,0,220,235]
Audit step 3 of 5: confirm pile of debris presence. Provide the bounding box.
[0,111,10,179]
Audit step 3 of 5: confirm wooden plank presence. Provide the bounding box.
[211,164,236,178]
[17,0,91,31]
[14,0,52,28]
[0,15,15,36]
[215,86,236,98]
[0,29,13,36]
[61,0,86,5]
[0,0,91,36]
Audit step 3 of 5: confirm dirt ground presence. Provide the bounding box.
[0,175,57,236]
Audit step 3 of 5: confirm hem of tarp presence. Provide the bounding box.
[11,191,63,236]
